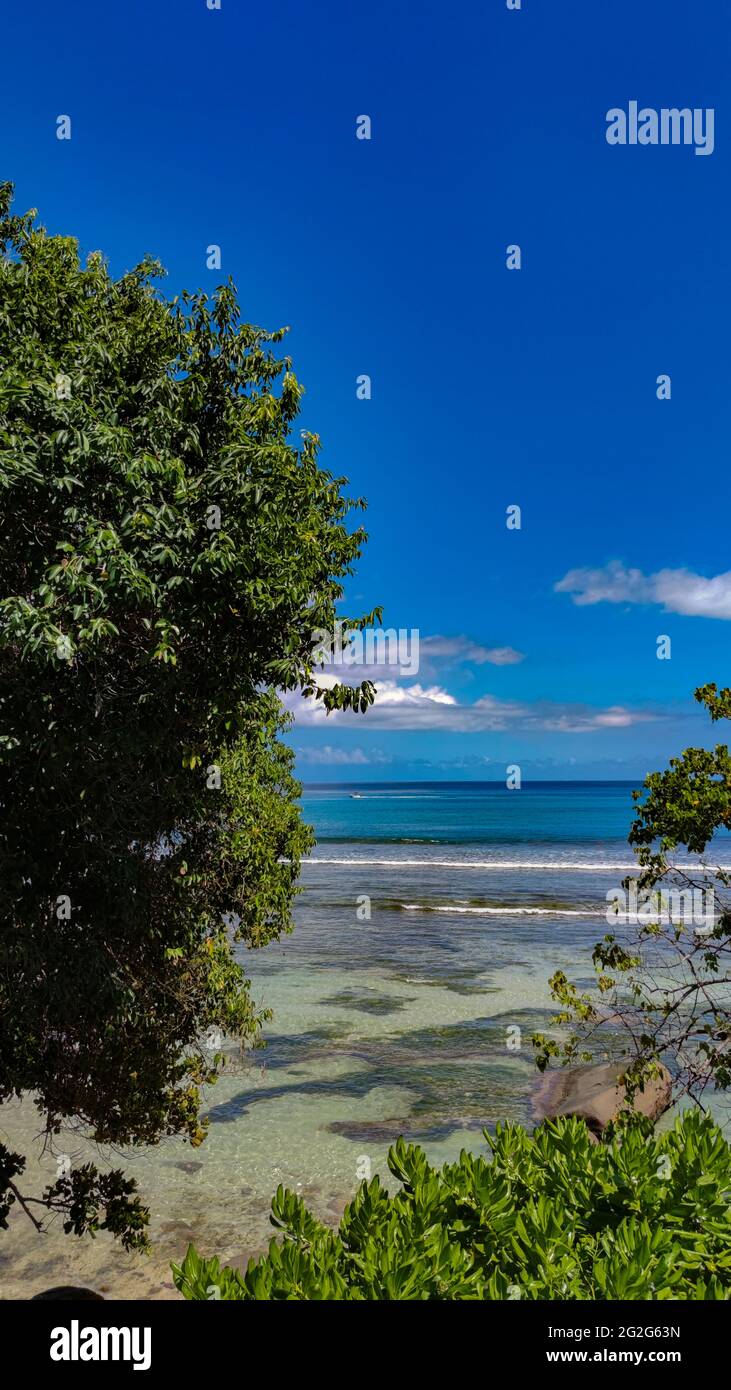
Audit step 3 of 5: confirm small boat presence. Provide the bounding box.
[350,793,363,799]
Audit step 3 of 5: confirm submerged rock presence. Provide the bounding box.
[532,1061,672,1139]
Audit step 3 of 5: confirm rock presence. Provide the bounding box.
[32,1286,105,1300]
[532,1060,672,1140]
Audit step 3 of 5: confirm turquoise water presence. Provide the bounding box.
[3,782,728,1296]
[303,779,641,846]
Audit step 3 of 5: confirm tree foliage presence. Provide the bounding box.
[533,683,731,1111]
[173,1110,731,1300]
[0,184,375,1245]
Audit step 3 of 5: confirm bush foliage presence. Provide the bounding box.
[172,1110,731,1300]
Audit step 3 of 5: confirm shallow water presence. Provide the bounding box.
[2,783,728,1298]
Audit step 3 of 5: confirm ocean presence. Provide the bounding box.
[2,781,728,1297]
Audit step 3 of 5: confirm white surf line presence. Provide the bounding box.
[305,857,636,871]
[399,903,600,916]
[303,856,731,871]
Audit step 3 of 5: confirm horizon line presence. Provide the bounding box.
[301,778,643,788]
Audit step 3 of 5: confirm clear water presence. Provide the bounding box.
[2,782,728,1297]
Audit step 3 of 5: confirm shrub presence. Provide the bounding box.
[172,1110,731,1300]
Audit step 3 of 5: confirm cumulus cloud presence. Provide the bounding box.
[283,683,659,734]
[556,561,731,621]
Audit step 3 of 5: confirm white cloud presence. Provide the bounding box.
[556,560,731,621]
[314,631,525,684]
[419,635,525,667]
[283,683,659,734]
[477,646,525,666]
[294,745,392,766]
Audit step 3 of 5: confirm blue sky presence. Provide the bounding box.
[4,0,731,779]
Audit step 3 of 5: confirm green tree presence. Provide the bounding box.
[533,683,731,1113]
[0,185,377,1247]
